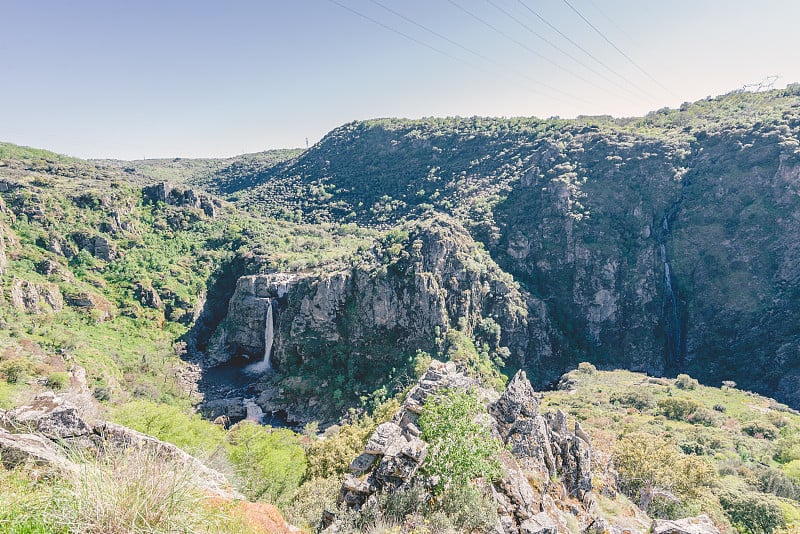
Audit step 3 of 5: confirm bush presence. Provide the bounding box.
[718,487,785,534]
[436,484,498,532]
[284,476,341,531]
[111,400,226,456]
[742,421,779,440]
[610,389,655,410]
[613,432,716,511]
[658,397,702,421]
[419,389,503,492]
[774,429,800,463]
[0,358,34,384]
[226,422,307,504]
[675,374,699,390]
[46,372,69,390]
[577,362,597,374]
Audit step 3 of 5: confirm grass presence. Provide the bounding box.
[543,367,800,531]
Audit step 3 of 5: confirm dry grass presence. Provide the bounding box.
[56,447,221,534]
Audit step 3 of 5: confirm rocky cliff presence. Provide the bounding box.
[326,361,718,534]
[206,215,553,414]
[207,88,800,408]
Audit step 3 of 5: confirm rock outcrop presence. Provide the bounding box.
[328,362,720,533]
[209,216,553,378]
[0,221,7,276]
[652,515,720,534]
[10,278,64,313]
[142,182,218,217]
[71,232,116,261]
[0,392,241,500]
[330,362,623,533]
[63,291,114,321]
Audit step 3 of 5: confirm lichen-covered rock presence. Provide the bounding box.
[0,392,241,500]
[10,278,63,313]
[0,392,92,439]
[327,363,628,533]
[652,515,720,534]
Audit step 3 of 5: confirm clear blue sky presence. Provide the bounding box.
[3,0,800,159]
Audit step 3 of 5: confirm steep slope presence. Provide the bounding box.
[204,214,552,420]
[214,86,800,407]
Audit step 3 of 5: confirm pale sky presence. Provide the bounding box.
[2,0,799,159]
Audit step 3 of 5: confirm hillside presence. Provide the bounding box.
[1,87,800,532]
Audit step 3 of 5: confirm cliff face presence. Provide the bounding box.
[209,215,550,389]
[491,127,800,405]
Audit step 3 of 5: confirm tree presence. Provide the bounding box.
[418,389,503,492]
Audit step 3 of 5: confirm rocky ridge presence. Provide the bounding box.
[327,361,718,533]
[0,391,241,500]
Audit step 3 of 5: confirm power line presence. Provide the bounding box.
[366,0,583,104]
[516,0,655,102]
[367,0,493,65]
[561,0,676,98]
[447,0,601,98]
[483,0,641,100]
[328,0,582,106]
[326,0,461,63]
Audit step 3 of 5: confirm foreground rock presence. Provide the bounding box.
[0,392,241,500]
[652,515,720,534]
[327,361,717,533]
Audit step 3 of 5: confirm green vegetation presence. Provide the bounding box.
[419,389,503,490]
[543,368,800,531]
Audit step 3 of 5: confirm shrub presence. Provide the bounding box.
[226,422,307,504]
[742,421,779,440]
[46,372,69,390]
[613,432,716,512]
[685,407,719,427]
[610,389,656,410]
[0,358,34,384]
[658,397,702,421]
[284,476,341,531]
[577,362,597,374]
[675,374,699,390]
[418,389,503,492]
[718,487,785,534]
[774,429,800,463]
[437,484,499,532]
[111,400,226,456]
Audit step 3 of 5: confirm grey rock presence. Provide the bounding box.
[10,278,63,314]
[520,513,558,534]
[364,422,403,455]
[652,515,720,534]
[0,392,93,439]
[0,429,77,472]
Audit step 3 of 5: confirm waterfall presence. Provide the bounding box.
[243,398,264,423]
[244,299,274,374]
[660,216,683,369]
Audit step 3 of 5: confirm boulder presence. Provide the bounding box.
[0,392,242,500]
[0,392,93,439]
[520,513,558,534]
[135,282,163,309]
[10,278,63,313]
[652,515,720,534]
[0,429,77,472]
